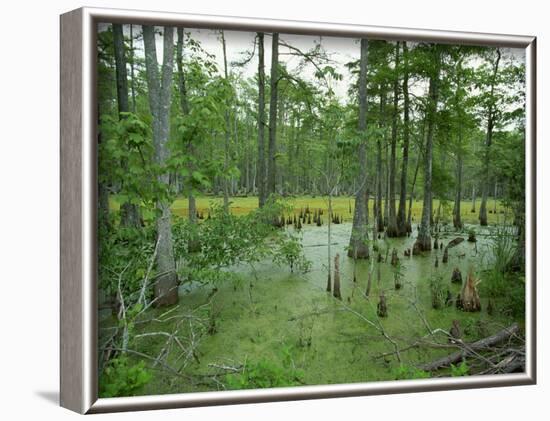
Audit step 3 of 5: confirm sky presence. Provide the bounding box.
[97,23,525,110]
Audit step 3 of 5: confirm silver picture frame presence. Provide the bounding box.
[60,6,537,414]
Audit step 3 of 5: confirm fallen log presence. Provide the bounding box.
[446,237,465,249]
[418,323,520,371]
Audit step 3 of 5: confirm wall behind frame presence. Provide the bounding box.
[0,0,546,420]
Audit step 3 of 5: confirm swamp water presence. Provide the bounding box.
[127,222,518,395]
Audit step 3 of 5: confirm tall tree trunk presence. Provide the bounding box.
[221,31,231,212]
[453,153,464,229]
[176,28,200,252]
[257,32,267,207]
[407,147,422,230]
[267,33,279,198]
[397,41,410,236]
[113,23,141,228]
[452,58,465,230]
[375,88,385,232]
[479,49,501,226]
[414,46,441,252]
[493,182,498,213]
[143,26,178,306]
[384,131,390,228]
[348,38,370,259]
[387,42,400,237]
[98,107,110,229]
[471,184,477,212]
[129,24,137,113]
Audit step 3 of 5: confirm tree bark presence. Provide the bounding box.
[221,31,231,212]
[348,38,370,259]
[407,117,426,229]
[414,46,441,252]
[387,42,400,237]
[397,41,410,236]
[452,56,465,231]
[479,49,501,226]
[129,24,137,113]
[257,32,267,207]
[267,33,279,198]
[453,153,464,229]
[143,25,178,306]
[113,23,141,228]
[375,88,386,232]
[407,150,421,230]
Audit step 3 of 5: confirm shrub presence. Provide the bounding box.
[430,273,447,309]
[393,364,431,380]
[224,346,304,389]
[450,361,469,377]
[99,356,152,397]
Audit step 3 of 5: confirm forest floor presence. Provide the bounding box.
[110,198,521,395]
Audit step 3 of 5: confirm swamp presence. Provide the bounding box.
[97,23,526,397]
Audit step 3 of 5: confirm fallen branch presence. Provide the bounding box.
[419,323,520,371]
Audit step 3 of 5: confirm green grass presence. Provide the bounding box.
[109,194,508,225]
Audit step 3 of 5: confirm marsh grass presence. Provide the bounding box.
[109,195,506,225]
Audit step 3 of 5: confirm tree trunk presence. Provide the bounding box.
[414,46,441,252]
[348,38,370,259]
[333,254,341,300]
[407,150,421,230]
[257,33,267,207]
[267,33,279,198]
[397,41,410,236]
[408,117,426,228]
[384,140,390,228]
[129,24,137,113]
[221,31,231,212]
[387,42,400,237]
[113,23,141,228]
[453,153,463,229]
[493,182,498,213]
[98,106,110,229]
[375,89,385,232]
[452,57,465,231]
[471,184,476,212]
[143,25,178,306]
[479,49,501,226]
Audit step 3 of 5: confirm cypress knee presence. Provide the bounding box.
[333,254,341,300]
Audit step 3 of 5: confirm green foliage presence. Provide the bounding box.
[172,199,311,285]
[273,233,312,273]
[99,356,152,397]
[98,225,156,303]
[491,227,518,274]
[393,364,431,380]
[479,227,524,319]
[481,270,525,319]
[450,361,469,377]
[225,346,304,389]
[430,273,447,309]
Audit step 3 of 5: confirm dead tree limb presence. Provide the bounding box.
[419,323,520,371]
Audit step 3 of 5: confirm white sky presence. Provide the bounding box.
[98,23,525,108]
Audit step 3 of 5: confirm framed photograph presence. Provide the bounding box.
[60,7,536,414]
